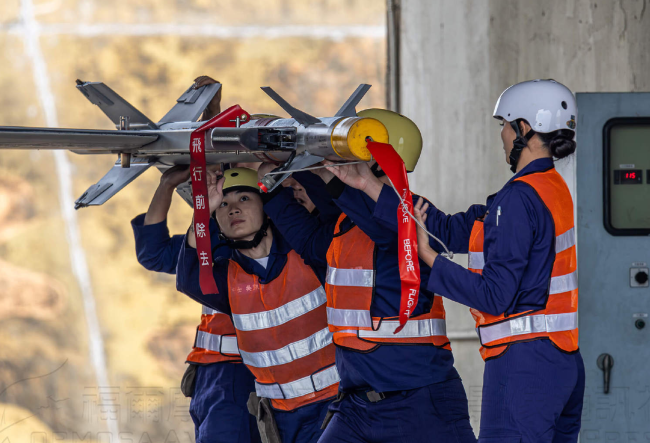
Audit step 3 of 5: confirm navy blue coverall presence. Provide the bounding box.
[131,214,260,443]
[374,158,585,443]
[176,224,333,443]
[264,178,476,443]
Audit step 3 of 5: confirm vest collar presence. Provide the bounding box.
[507,157,554,185]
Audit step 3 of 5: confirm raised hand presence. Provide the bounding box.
[257,162,278,182]
[324,161,376,191]
[308,161,336,184]
[160,165,191,189]
[206,169,225,213]
[413,197,437,267]
[194,75,222,120]
[193,75,219,89]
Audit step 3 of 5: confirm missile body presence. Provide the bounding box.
[210,115,389,164]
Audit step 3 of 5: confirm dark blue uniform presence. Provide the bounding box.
[264,179,475,443]
[176,224,332,443]
[292,171,342,224]
[374,158,585,442]
[131,215,260,443]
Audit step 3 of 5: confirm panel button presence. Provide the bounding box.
[631,267,650,287]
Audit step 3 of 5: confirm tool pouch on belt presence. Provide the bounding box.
[180,364,198,398]
[321,391,346,430]
[247,392,281,443]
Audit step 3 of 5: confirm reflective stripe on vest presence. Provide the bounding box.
[239,327,333,368]
[255,365,340,400]
[549,270,578,294]
[468,227,576,273]
[468,168,579,360]
[202,306,225,316]
[233,287,327,331]
[478,312,578,344]
[326,266,375,287]
[324,214,451,350]
[187,306,242,364]
[326,307,371,328]
[359,318,447,339]
[326,307,447,339]
[195,330,240,355]
[468,264,578,295]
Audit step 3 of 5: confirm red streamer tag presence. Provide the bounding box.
[366,141,420,333]
[190,105,251,294]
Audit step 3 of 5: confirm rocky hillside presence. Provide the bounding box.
[0,1,385,440]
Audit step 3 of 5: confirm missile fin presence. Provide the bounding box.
[261,87,321,127]
[75,157,154,209]
[76,81,158,129]
[335,84,371,117]
[159,82,222,123]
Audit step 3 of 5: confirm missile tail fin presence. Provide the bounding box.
[261,87,321,127]
[335,84,371,117]
[159,82,222,124]
[75,157,154,209]
[76,81,158,129]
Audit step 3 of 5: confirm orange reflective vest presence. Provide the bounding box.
[468,168,579,361]
[228,250,339,411]
[186,307,242,364]
[325,214,451,352]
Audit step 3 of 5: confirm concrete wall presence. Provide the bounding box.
[398,0,650,433]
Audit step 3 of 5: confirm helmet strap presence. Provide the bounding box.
[509,120,535,174]
[219,218,271,250]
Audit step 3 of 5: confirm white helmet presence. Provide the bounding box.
[493,79,577,135]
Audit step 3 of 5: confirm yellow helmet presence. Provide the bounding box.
[222,167,260,194]
[357,109,423,172]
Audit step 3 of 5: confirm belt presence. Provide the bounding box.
[352,389,407,403]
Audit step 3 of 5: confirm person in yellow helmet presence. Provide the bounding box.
[177,168,339,443]
[259,110,475,443]
[131,76,261,443]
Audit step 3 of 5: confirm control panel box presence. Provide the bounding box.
[577,93,650,441]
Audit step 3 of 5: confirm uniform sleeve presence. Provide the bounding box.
[426,184,536,316]
[292,171,342,224]
[131,214,185,274]
[332,184,397,251]
[264,187,335,267]
[372,185,487,253]
[176,231,232,315]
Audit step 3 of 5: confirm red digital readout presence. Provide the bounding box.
[615,169,643,184]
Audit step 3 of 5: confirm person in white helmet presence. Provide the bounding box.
[372,79,584,442]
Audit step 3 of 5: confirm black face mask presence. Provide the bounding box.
[509,120,536,174]
[219,218,271,250]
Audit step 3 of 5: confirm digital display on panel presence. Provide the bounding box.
[613,169,643,184]
[604,120,650,235]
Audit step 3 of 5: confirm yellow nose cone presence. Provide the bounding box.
[330,117,389,161]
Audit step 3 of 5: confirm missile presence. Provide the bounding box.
[0,80,388,208]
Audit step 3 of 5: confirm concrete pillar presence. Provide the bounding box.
[398,0,650,433]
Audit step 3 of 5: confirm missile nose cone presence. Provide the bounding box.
[330,117,389,161]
